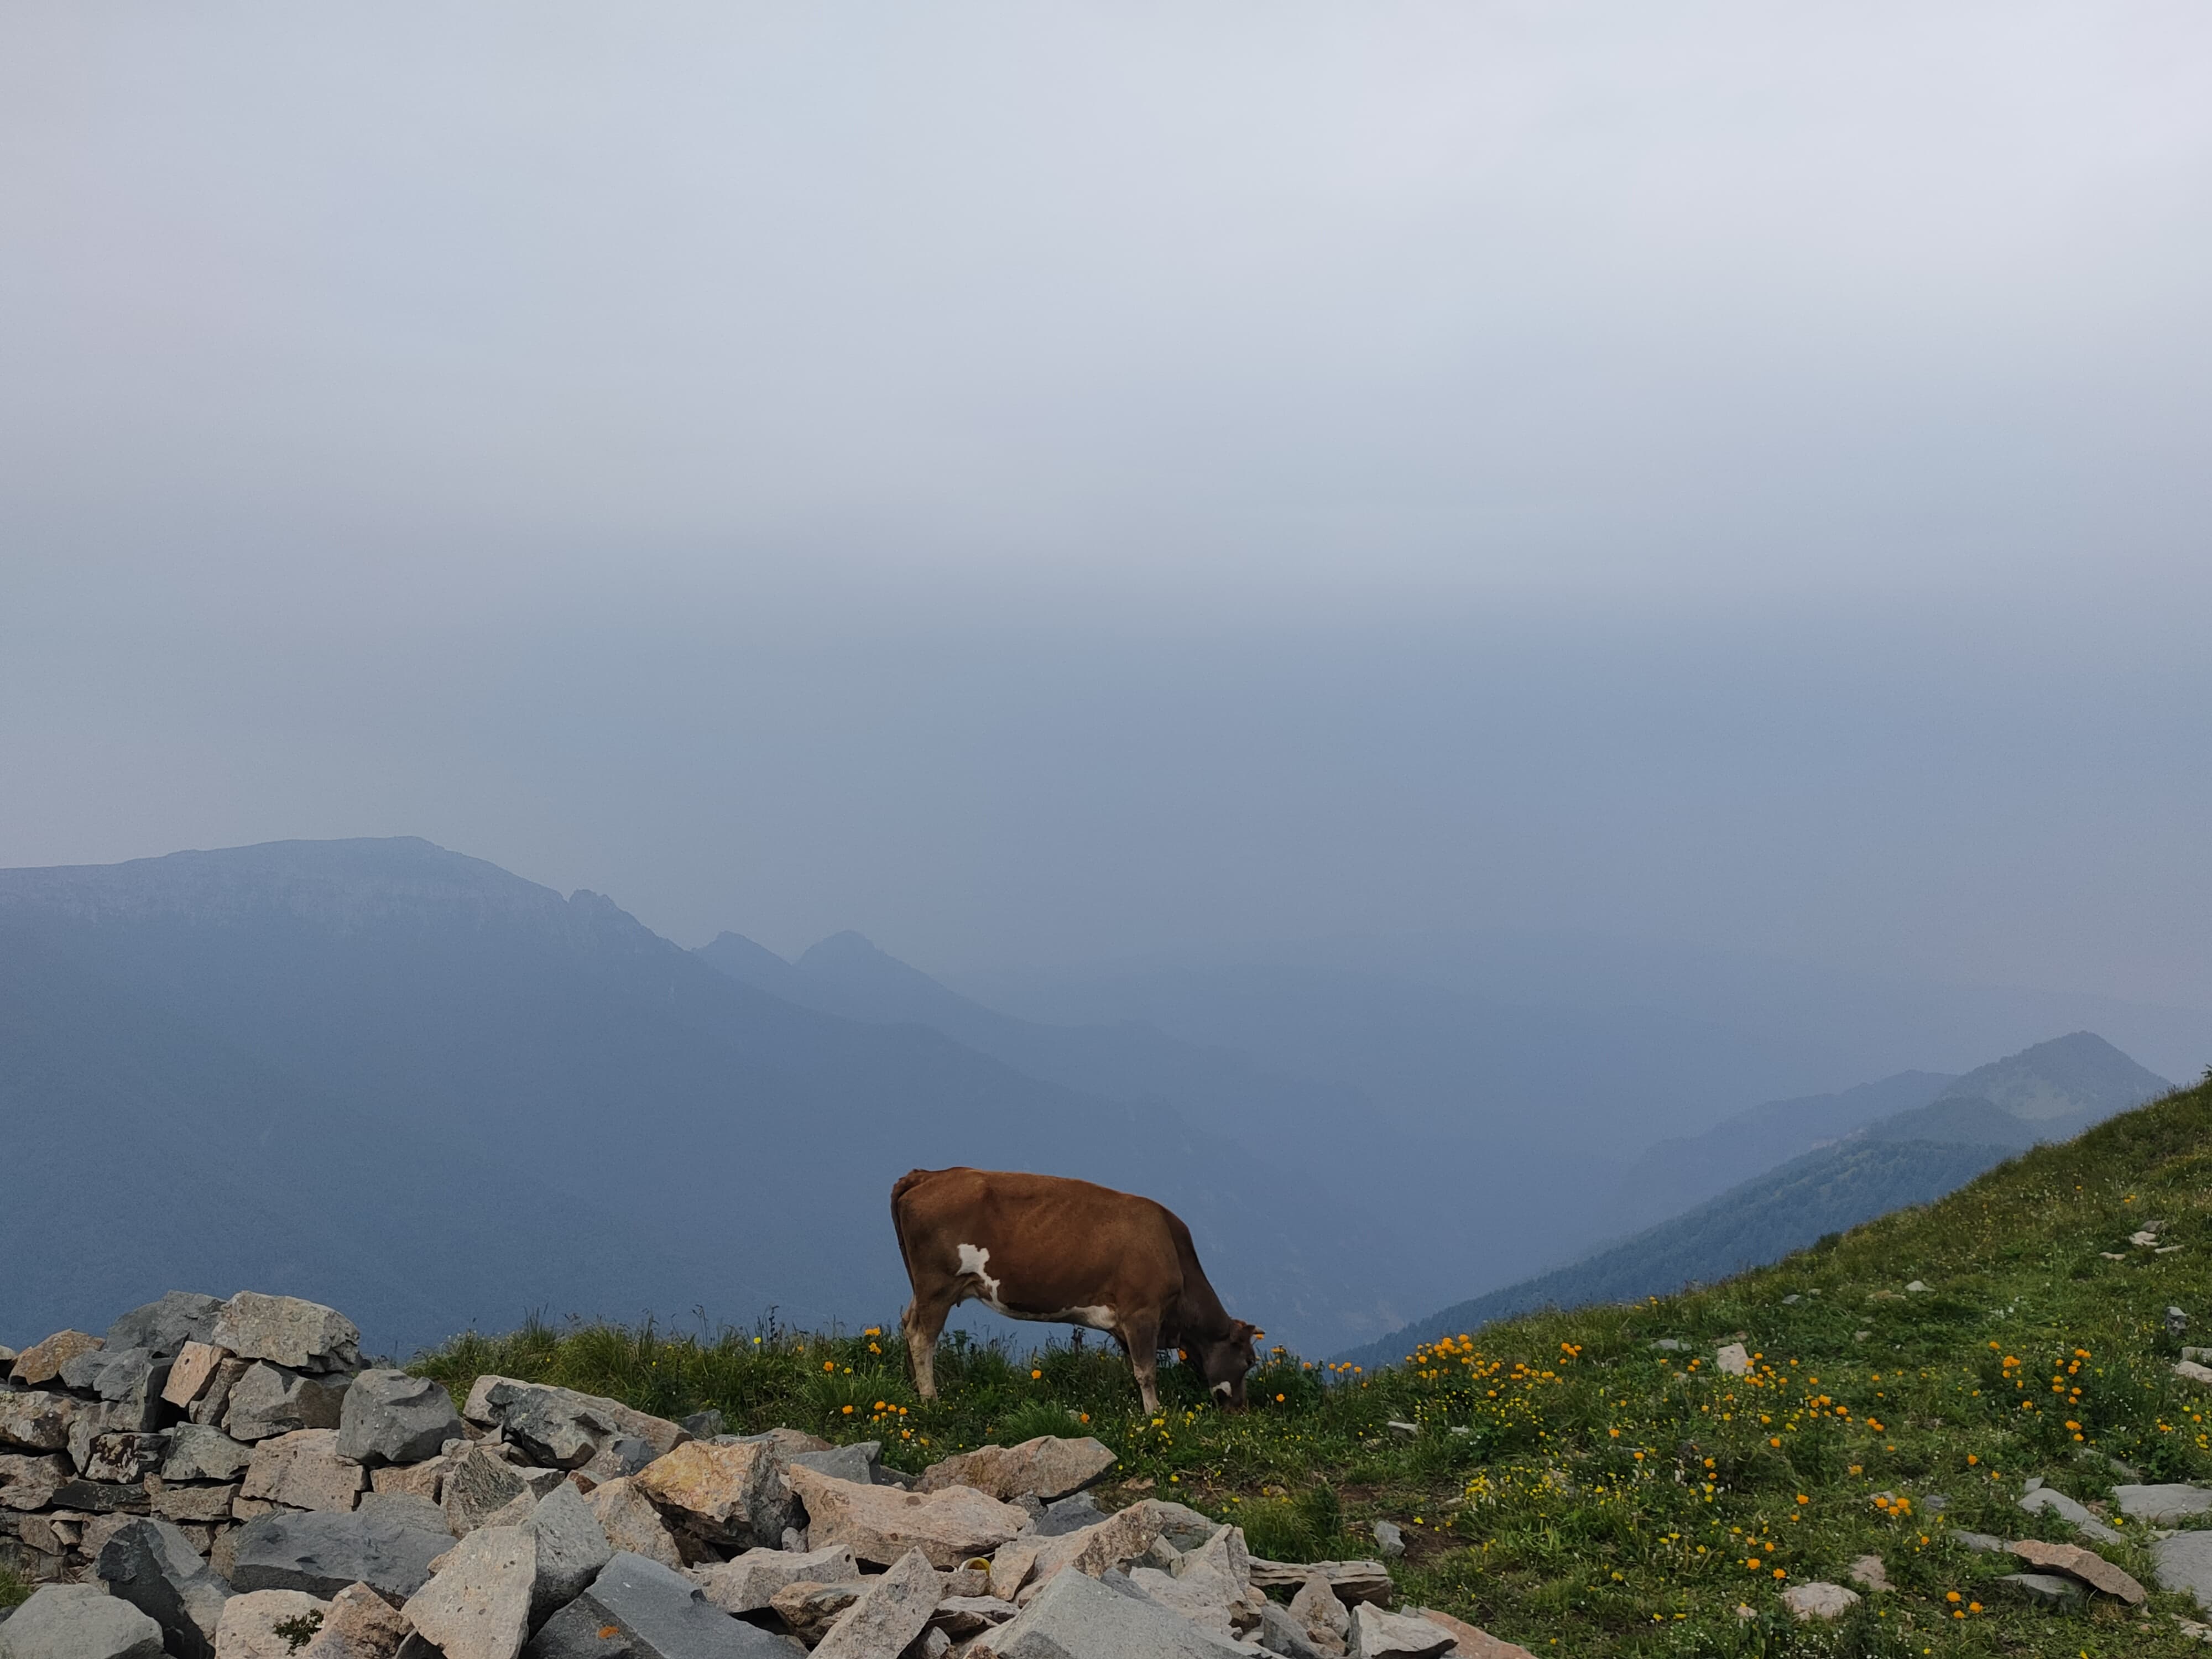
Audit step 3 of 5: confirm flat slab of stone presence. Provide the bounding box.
[163,1343,232,1411]
[0,1583,165,1659]
[336,1371,465,1468]
[226,1504,455,1605]
[2116,1483,2212,1524]
[526,1551,796,1658]
[789,1464,1026,1569]
[164,1425,255,1484]
[692,1543,859,1614]
[2018,1485,2121,1544]
[211,1295,362,1375]
[1249,1559,1394,1604]
[1952,1529,2007,1553]
[813,1547,942,1659]
[977,1564,1253,1658]
[1714,1343,1751,1378]
[2154,1531,2212,1610]
[917,1438,1118,1504]
[1779,1582,1861,1623]
[2009,1539,2147,1604]
[403,1523,536,1659]
[2001,1572,2084,1608]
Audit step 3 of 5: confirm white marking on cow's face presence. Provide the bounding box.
[1212,1381,1233,1399]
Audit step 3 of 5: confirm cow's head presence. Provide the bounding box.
[1192,1319,1261,1410]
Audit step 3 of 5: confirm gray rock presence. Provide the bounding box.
[0,1583,164,1659]
[1024,1494,1106,1538]
[163,1425,255,1483]
[59,1349,170,1417]
[597,1438,660,1480]
[403,1524,537,1659]
[0,1390,78,1453]
[811,1546,940,1659]
[95,1517,232,1659]
[525,1551,796,1657]
[225,1364,351,1442]
[2000,1572,2084,1608]
[692,1543,859,1614]
[358,1488,451,1530]
[226,1503,454,1604]
[584,1478,687,1571]
[524,1480,614,1626]
[2116,1484,2212,1524]
[1648,1339,1684,1352]
[787,1442,885,1490]
[1777,1583,1861,1624]
[0,1452,70,1512]
[49,1480,150,1514]
[680,1412,724,1440]
[1347,1603,1453,1657]
[927,1595,1016,1639]
[462,1378,686,1474]
[1953,1530,2008,1553]
[239,1428,367,1513]
[7,1333,105,1390]
[103,1295,225,1359]
[446,1447,563,1536]
[914,1438,1116,1505]
[2018,1484,2121,1544]
[2156,1530,2212,1610]
[210,1295,363,1375]
[1370,1521,1403,1561]
[209,1590,333,1659]
[187,1359,253,1428]
[983,1564,1253,1658]
[337,1371,466,1467]
[1258,1602,1327,1659]
[151,1483,240,1525]
[1289,1573,1351,1652]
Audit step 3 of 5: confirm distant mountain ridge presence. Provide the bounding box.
[1333,1031,2172,1370]
[0,838,1390,1358]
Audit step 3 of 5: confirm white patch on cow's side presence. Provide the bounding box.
[956,1243,1009,1313]
[1057,1305,1117,1332]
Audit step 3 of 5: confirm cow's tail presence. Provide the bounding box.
[888,1168,933,1275]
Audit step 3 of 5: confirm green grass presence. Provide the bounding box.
[0,1563,29,1610]
[414,1074,2212,1657]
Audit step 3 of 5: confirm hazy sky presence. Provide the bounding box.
[4,3,2209,1006]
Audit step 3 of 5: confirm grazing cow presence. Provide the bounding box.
[890,1167,1260,1414]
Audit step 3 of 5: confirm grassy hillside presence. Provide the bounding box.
[422,1071,2212,1655]
[418,1074,2212,1656]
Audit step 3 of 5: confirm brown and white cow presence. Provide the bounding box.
[890,1166,1260,1414]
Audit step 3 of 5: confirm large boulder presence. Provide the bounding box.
[96,1517,233,1659]
[788,1464,1026,1571]
[692,1543,859,1614]
[975,1566,1252,1658]
[634,1440,782,1549]
[105,1295,225,1358]
[0,1392,77,1455]
[525,1552,798,1657]
[462,1378,685,1474]
[917,1438,1118,1505]
[523,1480,613,1626]
[225,1365,350,1443]
[226,1503,455,1604]
[337,1372,465,1468]
[210,1295,362,1375]
[0,1583,165,1659]
[403,1524,537,1659]
[8,1332,103,1389]
[240,1430,366,1513]
[812,1547,941,1659]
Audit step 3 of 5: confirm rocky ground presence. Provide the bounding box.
[0,1288,1506,1658]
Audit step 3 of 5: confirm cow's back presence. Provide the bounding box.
[891,1167,1185,1317]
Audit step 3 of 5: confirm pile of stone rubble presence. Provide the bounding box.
[1,1291,1531,1659]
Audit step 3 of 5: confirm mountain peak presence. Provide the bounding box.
[1936,1030,2170,1122]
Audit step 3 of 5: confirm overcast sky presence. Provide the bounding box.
[4,3,2209,1008]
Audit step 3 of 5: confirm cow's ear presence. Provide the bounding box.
[1232,1320,1260,1343]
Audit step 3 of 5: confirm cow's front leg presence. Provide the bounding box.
[1120,1313,1162,1415]
[902,1293,953,1400]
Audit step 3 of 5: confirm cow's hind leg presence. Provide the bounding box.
[1118,1312,1163,1415]
[902,1288,957,1400]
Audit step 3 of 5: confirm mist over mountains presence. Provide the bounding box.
[2,836,2198,1368]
